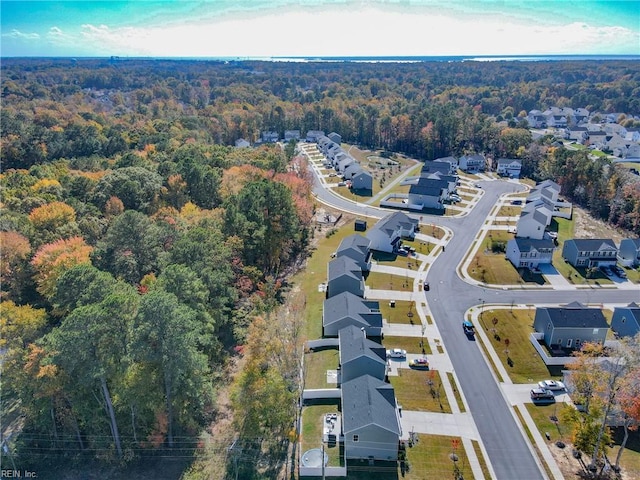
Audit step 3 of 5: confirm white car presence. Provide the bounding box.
[386,348,407,359]
[537,380,565,391]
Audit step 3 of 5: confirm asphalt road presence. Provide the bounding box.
[311,167,640,480]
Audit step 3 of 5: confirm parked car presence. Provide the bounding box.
[474,183,482,188]
[386,348,407,359]
[537,380,565,391]
[511,199,523,205]
[462,320,475,336]
[530,388,555,402]
[612,265,627,278]
[409,357,429,369]
[600,265,614,276]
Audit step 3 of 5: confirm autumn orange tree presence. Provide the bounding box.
[28,201,78,246]
[30,236,93,299]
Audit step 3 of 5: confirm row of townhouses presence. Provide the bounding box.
[302,211,420,475]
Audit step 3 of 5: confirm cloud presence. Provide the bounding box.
[1,29,40,41]
[23,5,640,57]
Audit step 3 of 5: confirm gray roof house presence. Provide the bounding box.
[337,155,355,173]
[505,237,555,270]
[328,132,342,144]
[323,291,383,337]
[421,160,452,176]
[336,234,372,271]
[408,177,446,211]
[341,374,401,461]
[611,303,640,339]
[496,158,522,178]
[284,130,301,141]
[533,302,609,351]
[261,130,279,143]
[306,130,325,142]
[561,238,618,268]
[618,238,640,267]
[338,325,386,383]
[235,138,251,148]
[458,154,486,173]
[516,208,552,240]
[351,169,373,191]
[327,256,365,299]
[527,179,561,204]
[366,212,419,253]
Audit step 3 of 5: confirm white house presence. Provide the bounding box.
[496,158,522,178]
[458,154,486,173]
[506,237,555,270]
[366,212,419,253]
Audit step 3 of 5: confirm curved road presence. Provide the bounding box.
[310,163,640,479]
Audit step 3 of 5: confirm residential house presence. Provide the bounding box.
[284,130,301,142]
[366,212,419,253]
[261,131,279,143]
[587,130,608,148]
[458,154,486,173]
[338,325,386,383]
[528,179,561,204]
[611,303,640,339]
[328,132,342,144]
[235,138,251,148]
[336,234,372,271]
[624,129,640,143]
[533,302,609,351]
[343,163,363,181]
[561,238,618,268]
[433,156,458,173]
[618,238,640,267]
[408,177,446,211]
[337,155,355,173]
[547,115,568,128]
[527,110,547,128]
[306,130,325,142]
[327,256,365,298]
[495,158,522,178]
[341,374,401,461]
[505,237,555,270]
[565,126,589,143]
[351,170,373,191]
[421,160,453,176]
[323,291,383,337]
[516,207,552,240]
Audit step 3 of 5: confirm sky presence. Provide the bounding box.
[1,0,639,58]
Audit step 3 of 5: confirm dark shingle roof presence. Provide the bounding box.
[566,238,617,251]
[341,375,400,435]
[337,234,371,257]
[324,292,382,330]
[513,237,555,252]
[338,325,386,365]
[545,305,609,329]
[328,256,362,282]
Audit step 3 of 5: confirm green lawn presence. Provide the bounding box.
[390,369,451,413]
[365,271,413,291]
[383,335,430,355]
[478,308,555,384]
[447,372,465,413]
[380,300,422,327]
[304,348,340,389]
[301,405,343,467]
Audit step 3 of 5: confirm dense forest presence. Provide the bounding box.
[1,58,640,477]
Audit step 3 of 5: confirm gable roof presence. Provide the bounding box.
[324,292,383,330]
[409,177,446,196]
[543,305,609,329]
[341,374,400,435]
[566,238,617,251]
[338,325,386,365]
[368,212,418,240]
[328,256,362,283]
[513,237,555,252]
[337,234,371,257]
